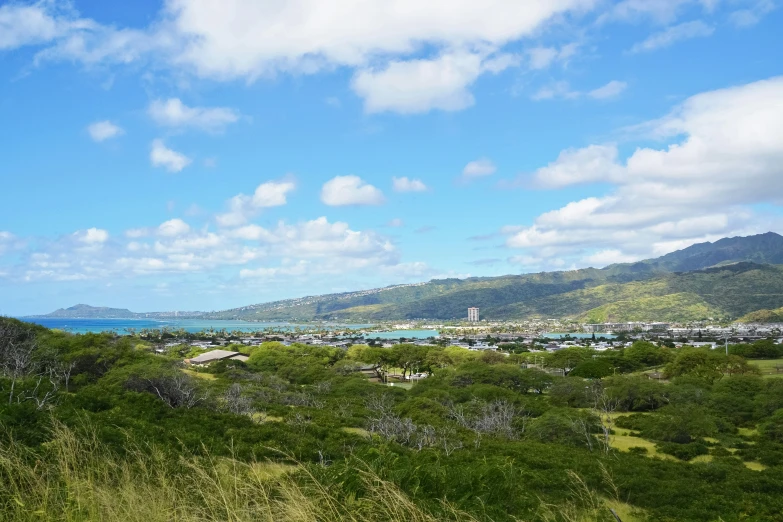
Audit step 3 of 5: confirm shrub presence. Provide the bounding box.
[657,441,709,461]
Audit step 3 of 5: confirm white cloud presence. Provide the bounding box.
[87,120,124,141]
[503,76,783,267]
[387,218,405,228]
[321,175,385,206]
[533,144,624,188]
[75,228,109,244]
[352,51,504,114]
[392,176,428,192]
[0,3,92,50]
[603,0,716,24]
[588,80,627,99]
[216,179,297,227]
[125,228,149,238]
[531,81,580,101]
[584,249,641,265]
[0,231,22,257]
[166,0,593,80]
[150,139,191,172]
[532,80,626,101]
[728,1,776,27]
[527,44,579,69]
[629,20,714,53]
[3,1,598,116]
[10,209,411,284]
[461,158,497,180]
[527,47,559,70]
[148,98,240,132]
[157,218,191,237]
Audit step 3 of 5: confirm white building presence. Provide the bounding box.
[468,307,480,322]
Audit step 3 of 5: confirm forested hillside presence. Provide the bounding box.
[3,316,783,521]
[201,233,783,322]
[204,262,783,322]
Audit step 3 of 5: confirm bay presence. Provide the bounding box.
[21,318,374,335]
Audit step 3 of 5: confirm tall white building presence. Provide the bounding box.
[468,307,479,322]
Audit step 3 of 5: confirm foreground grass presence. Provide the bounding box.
[0,423,628,522]
[0,423,480,522]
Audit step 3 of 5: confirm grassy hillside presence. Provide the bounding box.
[738,307,783,323]
[210,262,783,322]
[577,293,722,323]
[201,233,783,323]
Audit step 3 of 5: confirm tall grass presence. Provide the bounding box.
[0,422,478,522]
[0,423,626,522]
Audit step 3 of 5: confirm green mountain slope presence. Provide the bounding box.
[202,233,783,322]
[737,307,783,323]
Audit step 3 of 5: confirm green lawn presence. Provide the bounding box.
[748,359,783,378]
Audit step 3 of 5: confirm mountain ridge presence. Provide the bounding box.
[202,232,783,322]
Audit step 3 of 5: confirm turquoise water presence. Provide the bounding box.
[21,318,374,334]
[543,332,617,339]
[363,329,440,340]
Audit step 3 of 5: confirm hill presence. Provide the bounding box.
[42,304,137,319]
[738,307,783,323]
[203,233,783,322]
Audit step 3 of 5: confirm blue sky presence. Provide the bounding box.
[1,0,782,315]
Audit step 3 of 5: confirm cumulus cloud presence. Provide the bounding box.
[157,219,191,237]
[533,145,624,188]
[12,214,403,284]
[0,3,92,50]
[461,158,497,180]
[527,43,579,69]
[588,80,627,99]
[75,228,109,244]
[150,139,191,172]
[7,0,599,114]
[532,80,626,101]
[165,0,590,80]
[87,120,123,141]
[321,176,385,206]
[392,177,428,193]
[352,51,516,114]
[729,1,776,27]
[530,81,580,101]
[629,20,714,53]
[602,0,716,24]
[216,179,296,227]
[148,98,240,132]
[503,76,783,267]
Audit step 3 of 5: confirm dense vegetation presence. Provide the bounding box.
[3,317,783,521]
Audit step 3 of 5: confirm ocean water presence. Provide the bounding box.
[19,318,441,339]
[21,318,374,335]
[364,329,440,340]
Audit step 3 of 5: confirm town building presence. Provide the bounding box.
[468,307,480,322]
[186,349,249,366]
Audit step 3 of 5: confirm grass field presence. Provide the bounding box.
[748,359,783,378]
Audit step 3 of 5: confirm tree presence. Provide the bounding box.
[664,347,755,383]
[0,320,39,404]
[545,347,594,375]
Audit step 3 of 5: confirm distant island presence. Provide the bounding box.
[29,232,783,324]
[30,304,204,320]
